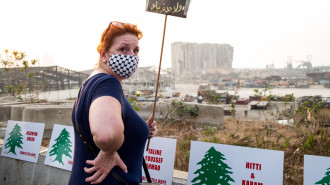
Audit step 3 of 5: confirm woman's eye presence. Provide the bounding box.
[120,48,127,52]
[134,49,139,54]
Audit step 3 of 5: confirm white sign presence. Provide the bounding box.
[142,137,177,185]
[304,155,330,185]
[1,120,45,163]
[44,124,75,171]
[187,141,284,185]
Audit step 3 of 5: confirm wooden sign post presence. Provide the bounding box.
[145,0,190,150]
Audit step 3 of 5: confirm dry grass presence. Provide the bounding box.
[41,138,50,147]
[38,118,329,184]
[157,118,330,185]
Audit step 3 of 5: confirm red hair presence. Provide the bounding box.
[97,22,143,54]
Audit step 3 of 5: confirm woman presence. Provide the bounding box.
[69,21,157,185]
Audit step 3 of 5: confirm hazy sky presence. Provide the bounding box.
[1,0,330,71]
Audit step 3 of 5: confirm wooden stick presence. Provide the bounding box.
[146,14,168,151]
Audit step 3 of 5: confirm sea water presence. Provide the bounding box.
[35,84,329,101]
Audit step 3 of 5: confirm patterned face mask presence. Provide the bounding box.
[108,54,139,79]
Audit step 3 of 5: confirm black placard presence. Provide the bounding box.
[145,0,190,18]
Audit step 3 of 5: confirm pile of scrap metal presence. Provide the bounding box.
[297,95,330,126]
[324,82,330,88]
[250,101,269,110]
[184,94,197,102]
[297,95,323,107]
[269,94,295,102]
[197,84,236,104]
[235,98,249,105]
[325,97,330,108]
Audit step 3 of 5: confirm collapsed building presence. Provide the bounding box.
[122,66,175,95]
[0,66,88,93]
[171,42,234,76]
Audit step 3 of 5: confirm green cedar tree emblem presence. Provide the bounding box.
[49,128,72,165]
[315,167,330,184]
[5,123,24,155]
[192,146,235,185]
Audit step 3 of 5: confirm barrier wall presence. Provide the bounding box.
[137,102,224,128]
[21,105,73,138]
[1,101,225,138]
[0,147,186,185]
[0,104,13,122]
[22,105,73,128]
[0,101,224,184]
[4,100,295,129]
[0,101,328,185]
[0,148,70,185]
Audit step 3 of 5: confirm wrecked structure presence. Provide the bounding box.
[171,42,233,77]
[122,66,175,95]
[0,66,88,93]
[81,66,176,96]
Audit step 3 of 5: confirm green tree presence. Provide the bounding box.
[49,128,72,165]
[315,167,330,185]
[4,123,23,155]
[192,146,235,185]
[206,92,223,104]
[0,49,38,100]
[129,91,141,111]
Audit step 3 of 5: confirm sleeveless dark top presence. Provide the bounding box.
[68,73,149,185]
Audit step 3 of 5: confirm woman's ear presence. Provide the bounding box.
[99,49,108,63]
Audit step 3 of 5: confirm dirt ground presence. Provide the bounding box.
[39,118,329,184]
[156,118,330,185]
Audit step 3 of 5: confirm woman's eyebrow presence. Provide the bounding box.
[118,43,139,49]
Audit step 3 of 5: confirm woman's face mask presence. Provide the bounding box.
[108,54,139,79]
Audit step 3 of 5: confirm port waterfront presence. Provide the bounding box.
[31,84,329,101]
[175,84,329,99]
[1,83,329,185]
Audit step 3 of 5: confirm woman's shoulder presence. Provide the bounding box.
[77,71,123,105]
[85,71,119,86]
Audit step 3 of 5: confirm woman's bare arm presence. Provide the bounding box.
[84,96,127,184]
[89,96,124,154]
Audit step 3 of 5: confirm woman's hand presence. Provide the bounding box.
[146,115,157,138]
[84,151,127,184]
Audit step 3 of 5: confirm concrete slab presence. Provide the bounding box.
[0,146,187,185]
[22,105,74,138]
[0,128,6,140]
[10,104,34,121]
[137,102,224,128]
[0,105,11,122]
[173,169,188,185]
[22,105,73,128]
[0,148,70,185]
